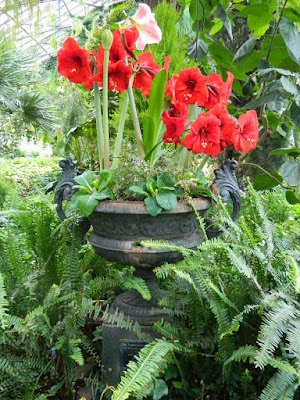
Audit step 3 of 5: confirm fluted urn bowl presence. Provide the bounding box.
[88,198,212,268]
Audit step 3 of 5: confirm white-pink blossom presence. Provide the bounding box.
[128,3,162,50]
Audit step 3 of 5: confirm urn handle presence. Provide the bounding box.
[205,159,241,239]
[54,158,78,221]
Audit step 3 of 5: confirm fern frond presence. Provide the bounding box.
[255,301,295,368]
[224,345,258,366]
[120,276,151,301]
[111,339,175,400]
[259,370,296,400]
[221,304,260,338]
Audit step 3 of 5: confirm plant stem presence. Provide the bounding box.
[94,79,104,171]
[179,104,198,171]
[266,0,288,61]
[241,162,292,190]
[103,49,110,169]
[199,153,210,170]
[112,91,129,169]
[127,75,145,159]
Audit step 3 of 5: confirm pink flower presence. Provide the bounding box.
[128,3,162,50]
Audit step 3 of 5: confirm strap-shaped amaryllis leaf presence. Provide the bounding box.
[143,115,156,157]
[143,69,167,158]
[97,169,112,190]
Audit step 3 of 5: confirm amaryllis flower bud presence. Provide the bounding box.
[101,28,114,50]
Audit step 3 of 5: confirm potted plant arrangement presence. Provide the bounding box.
[54,2,259,384]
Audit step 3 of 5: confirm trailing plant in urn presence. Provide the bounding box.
[56,2,259,217]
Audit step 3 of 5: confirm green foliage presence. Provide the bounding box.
[126,186,300,400]
[71,170,113,217]
[129,172,184,216]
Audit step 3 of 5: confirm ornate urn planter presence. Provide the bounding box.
[54,158,241,385]
[88,198,211,267]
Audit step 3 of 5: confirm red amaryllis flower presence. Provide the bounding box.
[122,26,139,54]
[93,58,132,93]
[110,30,128,63]
[221,72,234,105]
[231,110,259,153]
[162,111,186,149]
[202,73,226,110]
[167,103,189,120]
[182,113,221,156]
[133,52,170,97]
[175,68,208,105]
[209,104,236,147]
[57,38,92,84]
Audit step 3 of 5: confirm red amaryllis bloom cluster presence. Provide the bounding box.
[162,68,259,155]
[57,26,170,98]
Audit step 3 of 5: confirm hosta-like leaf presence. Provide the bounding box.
[98,169,112,190]
[74,171,94,190]
[281,160,300,186]
[78,194,98,217]
[144,197,162,217]
[156,191,177,211]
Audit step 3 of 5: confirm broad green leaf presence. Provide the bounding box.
[144,197,162,217]
[98,169,112,190]
[236,51,263,73]
[283,8,300,23]
[276,125,287,137]
[208,41,233,69]
[157,172,175,188]
[261,35,289,67]
[280,76,299,95]
[209,20,223,36]
[93,188,113,201]
[286,190,300,204]
[216,3,233,39]
[187,38,208,61]
[290,102,300,129]
[152,379,168,400]
[258,60,274,82]
[257,68,293,77]
[269,148,300,157]
[267,92,284,113]
[237,4,272,36]
[78,194,98,217]
[74,171,94,190]
[281,160,300,186]
[129,185,149,197]
[164,365,178,381]
[233,36,256,63]
[146,178,157,194]
[252,174,283,191]
[156,191,177,211]
[143,115,156,156]
[279,18,300,65]
[244,91,279,109]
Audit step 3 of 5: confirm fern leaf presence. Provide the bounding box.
[112,339,174,400]
[256,301,295,368]
[259,371,296,400]
[120,276,151,301]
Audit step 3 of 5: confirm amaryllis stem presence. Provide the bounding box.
[103,49,110,169]
[93,76,104,171]
[112,91,129,169]
[127,75,145,159]
[199,153,210,170]
[179,104,198,171]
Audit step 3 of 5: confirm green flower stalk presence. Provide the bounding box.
[93,73,104,171]
[112,91,129,169]
[102,28,114,169]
